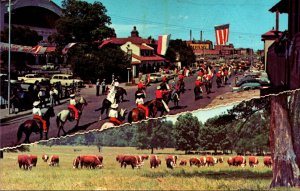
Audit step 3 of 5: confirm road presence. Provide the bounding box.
[0,73,235,148]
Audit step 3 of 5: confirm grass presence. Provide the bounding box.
[0,145,295,190]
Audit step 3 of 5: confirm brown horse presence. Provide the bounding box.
[147,91,171,117]
[127,101,152,123]
[17,107,55,143]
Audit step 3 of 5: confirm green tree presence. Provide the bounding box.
[165,39,196,67]
[135,119,174,154]
[173,113,201,153]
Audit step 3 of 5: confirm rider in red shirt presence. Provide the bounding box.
[137,80,146,90]
[155,86,170,112]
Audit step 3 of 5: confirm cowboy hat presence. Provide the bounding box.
[157,86,161,90]
[33,101,40,107]
[70,94,75,98]
[197,76,201,80]
[111,103,118,109]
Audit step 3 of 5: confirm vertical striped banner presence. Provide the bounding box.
[214,24,229,45]
[157,34,171,55]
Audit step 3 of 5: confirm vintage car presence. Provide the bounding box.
[17,74,49,84]
[50,74,83,87]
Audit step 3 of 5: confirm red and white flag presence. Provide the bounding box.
[157,34,171,55]
[214,24,229,45]
[99,39,113,48]
[62,43,76,54]
[31,45,42,54]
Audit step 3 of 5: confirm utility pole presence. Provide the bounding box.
[8,0,11,114]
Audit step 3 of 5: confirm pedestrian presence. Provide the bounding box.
[53,86,59,105]
[38,88,46,108]
[96,79,100,96]
[49,87,55,107]
[101,79,106,95]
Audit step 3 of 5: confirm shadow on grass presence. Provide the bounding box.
[141,169,272,180]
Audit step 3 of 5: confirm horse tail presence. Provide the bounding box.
[56,113,61,129]
[17,123,24,142]
[127,110,133,123]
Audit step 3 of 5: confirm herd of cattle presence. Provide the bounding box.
[17,154,273,171]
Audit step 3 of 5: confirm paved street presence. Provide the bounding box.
[0,73,235,148]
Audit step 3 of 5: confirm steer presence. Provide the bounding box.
[206,156,215,166]
[18,155,33,170]
[42,154,49,162]
[121,155,139,169]
[73,156,80,169]
[189,157,201,167]
[199,156,207,166]
[150,155,161,168]
[49,155,59,166]
[248,156,259,167]
[227,157,234,166]
[116,154,126,163]
[233,156,246,167]
[179,159,187,166]
[165,155,177,169]
[141,155,149,160]
[29,155,38,167]
[263,156,272,168]
[217,157,224,163]
[79,155,103,169]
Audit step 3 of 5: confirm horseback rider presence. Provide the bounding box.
[68,94,79,120]
[216,70,222,88]
[108,103,122,125]
[136,80,146,99]
[170,78,180,101]
[32,101,47,133]
[160,76,170,90]
[107,80,117,104]
[155,86,170,112]
[136,92,149,119]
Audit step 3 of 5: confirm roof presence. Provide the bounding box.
[261,30,283,40]
[132,54,165,62]
[269,0,288,13]
[136,44,153,50]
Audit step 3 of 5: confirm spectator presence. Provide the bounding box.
[53,86,59,105]
[49,87,55,107]
[96,79,100,96]
[101,79,106,95]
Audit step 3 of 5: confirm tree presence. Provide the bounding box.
[173,113,201,153]
[135,119,174,154]
[269,91,300,187]
[165,39,196,67]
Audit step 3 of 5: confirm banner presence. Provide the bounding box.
[157,34,171,55]
[0,42,47,54]
[214,24,229,45]
[62,43,77,54]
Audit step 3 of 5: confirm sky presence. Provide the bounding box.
[52,0,288,50]
[166,103,235,124]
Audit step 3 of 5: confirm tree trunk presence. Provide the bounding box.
[270,92,300,188]
[151,147,154,154]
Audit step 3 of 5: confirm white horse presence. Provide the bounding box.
[99,108,126,131]
[56,96,87,136]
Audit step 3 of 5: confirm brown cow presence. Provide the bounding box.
[141,155,149,160]
[248,156,259,167]
[29,155,38,167]
[116,154,126,163]
[78,155,103,169]
[263,156,272,168]
[49,155,59,166]
[42,154,49,162]
[136,155,144,167]
[189,157,201,167]
[199,156,207,166]
[121,155,139,169]
[165,155,177,169]
[227,157,234,166]
[18,155,33,170]
[97,155,104,164]
[206,156,216,166]
[233,156,246,167]
[150,155,161,168]
[73,156,80,169]
[179,159,187,166]
[217,157,224,163]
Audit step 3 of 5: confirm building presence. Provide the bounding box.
[0,0,62,41]
[100,26,166,78]
[265,0,300,92]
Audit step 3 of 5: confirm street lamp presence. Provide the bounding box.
[7,0,12,114]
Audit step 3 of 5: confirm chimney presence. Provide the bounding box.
[275,10,279,31]
[190,30,192,41]
[200,31,203,41]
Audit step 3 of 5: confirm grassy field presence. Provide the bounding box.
[0,145,291,190]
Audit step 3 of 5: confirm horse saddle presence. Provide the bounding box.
[33,119,43,131]
[136,108,146,119]
[68,109,75,121]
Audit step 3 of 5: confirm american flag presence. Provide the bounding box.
[214,24,229,45]
[62,43,76,54]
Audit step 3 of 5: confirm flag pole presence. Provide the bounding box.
[8,0,11,114]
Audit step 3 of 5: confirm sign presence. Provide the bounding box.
[189,43,210,50]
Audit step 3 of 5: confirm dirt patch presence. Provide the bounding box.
[205,90,260,108]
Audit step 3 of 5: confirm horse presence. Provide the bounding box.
[99,108,127,131]
[148,91,171,117]
[194,86,203,100]
[56,96,87,137]
[17,107,55,143]
[127,101,152,123]
[115,87,127,103]
[171,90,180,107]
[176,80,185,94]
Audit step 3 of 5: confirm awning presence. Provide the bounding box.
[0,42,55,54]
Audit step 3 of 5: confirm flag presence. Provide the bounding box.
[157,34,171,55]
[214,24,229,45]
[62,43,76,54]
[31,45,42,54]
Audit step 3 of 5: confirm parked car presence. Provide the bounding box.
[50,74,83,87]
[149,73,163,83]
[232,82,261,92]
[165,72,177,80]
[236,76,270,87]
[17,74,49,84]
[41,63,59,71]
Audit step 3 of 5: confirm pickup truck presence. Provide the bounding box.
[18,74,50,84]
